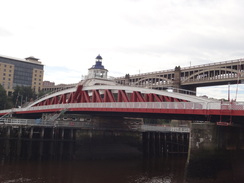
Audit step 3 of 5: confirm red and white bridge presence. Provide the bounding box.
[1,78,244,123]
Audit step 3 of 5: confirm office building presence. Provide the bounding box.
[0,55,44,95]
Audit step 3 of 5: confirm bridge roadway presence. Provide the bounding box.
[1,101,244,123]
[114,58,244,91]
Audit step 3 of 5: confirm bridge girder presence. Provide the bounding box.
[31,85,190,107]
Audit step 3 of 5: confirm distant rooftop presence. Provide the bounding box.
[0,54,43,65]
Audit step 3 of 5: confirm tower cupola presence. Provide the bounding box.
[87,54,108,79]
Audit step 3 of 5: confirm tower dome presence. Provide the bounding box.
[87,55,108,79]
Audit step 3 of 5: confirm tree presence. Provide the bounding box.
[0,84,7,109]
[13,86,37,107]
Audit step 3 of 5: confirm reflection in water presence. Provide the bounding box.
[1,151,244,183]
[0,157,187,183]
[186,151,244,183]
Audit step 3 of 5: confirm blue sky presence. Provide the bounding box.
[1,0,244,101]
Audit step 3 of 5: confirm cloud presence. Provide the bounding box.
[0,27,12,37]
[197,84,244,101]
[1,0,244,101]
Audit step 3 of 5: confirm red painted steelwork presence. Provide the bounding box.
[33,85,189,107]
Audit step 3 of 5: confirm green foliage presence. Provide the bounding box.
[0,84,7,109]
[13,86,37,107]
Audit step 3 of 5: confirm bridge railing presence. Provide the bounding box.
[0,118,94,128]
[21,102,208,112]
[0,102,220,114]
[2,102,244,116]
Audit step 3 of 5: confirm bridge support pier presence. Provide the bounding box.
[17,127,22,158]
[186,122,244,181]
[142,131,189,158]
[39,127,44,160]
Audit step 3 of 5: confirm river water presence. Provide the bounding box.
[1,152,244,183]
[0,157,186,183]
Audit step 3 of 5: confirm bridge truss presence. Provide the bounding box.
[0,78,244,123]
[114,58,244,90]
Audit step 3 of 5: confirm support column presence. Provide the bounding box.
[49,128,55,159]
[59,128,64,159]
[17,127,22,158]
[69,129,74,159]
[28,127,34,159]
[173,66,181,90]
[39,127,45,160]
[149,132,155,158]
[142,132,149,158]
[5,126,11,158]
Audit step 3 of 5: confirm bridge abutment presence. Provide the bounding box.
[186,122,244,181]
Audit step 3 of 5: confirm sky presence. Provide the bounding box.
[1,0,244,101]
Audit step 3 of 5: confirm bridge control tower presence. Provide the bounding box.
[87,54,108,79]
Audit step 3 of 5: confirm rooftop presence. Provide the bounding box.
[0,54,43,65]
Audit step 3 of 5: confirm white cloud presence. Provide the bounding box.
[1,0,244,100]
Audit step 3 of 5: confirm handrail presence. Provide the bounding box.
[1,101,244,116]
